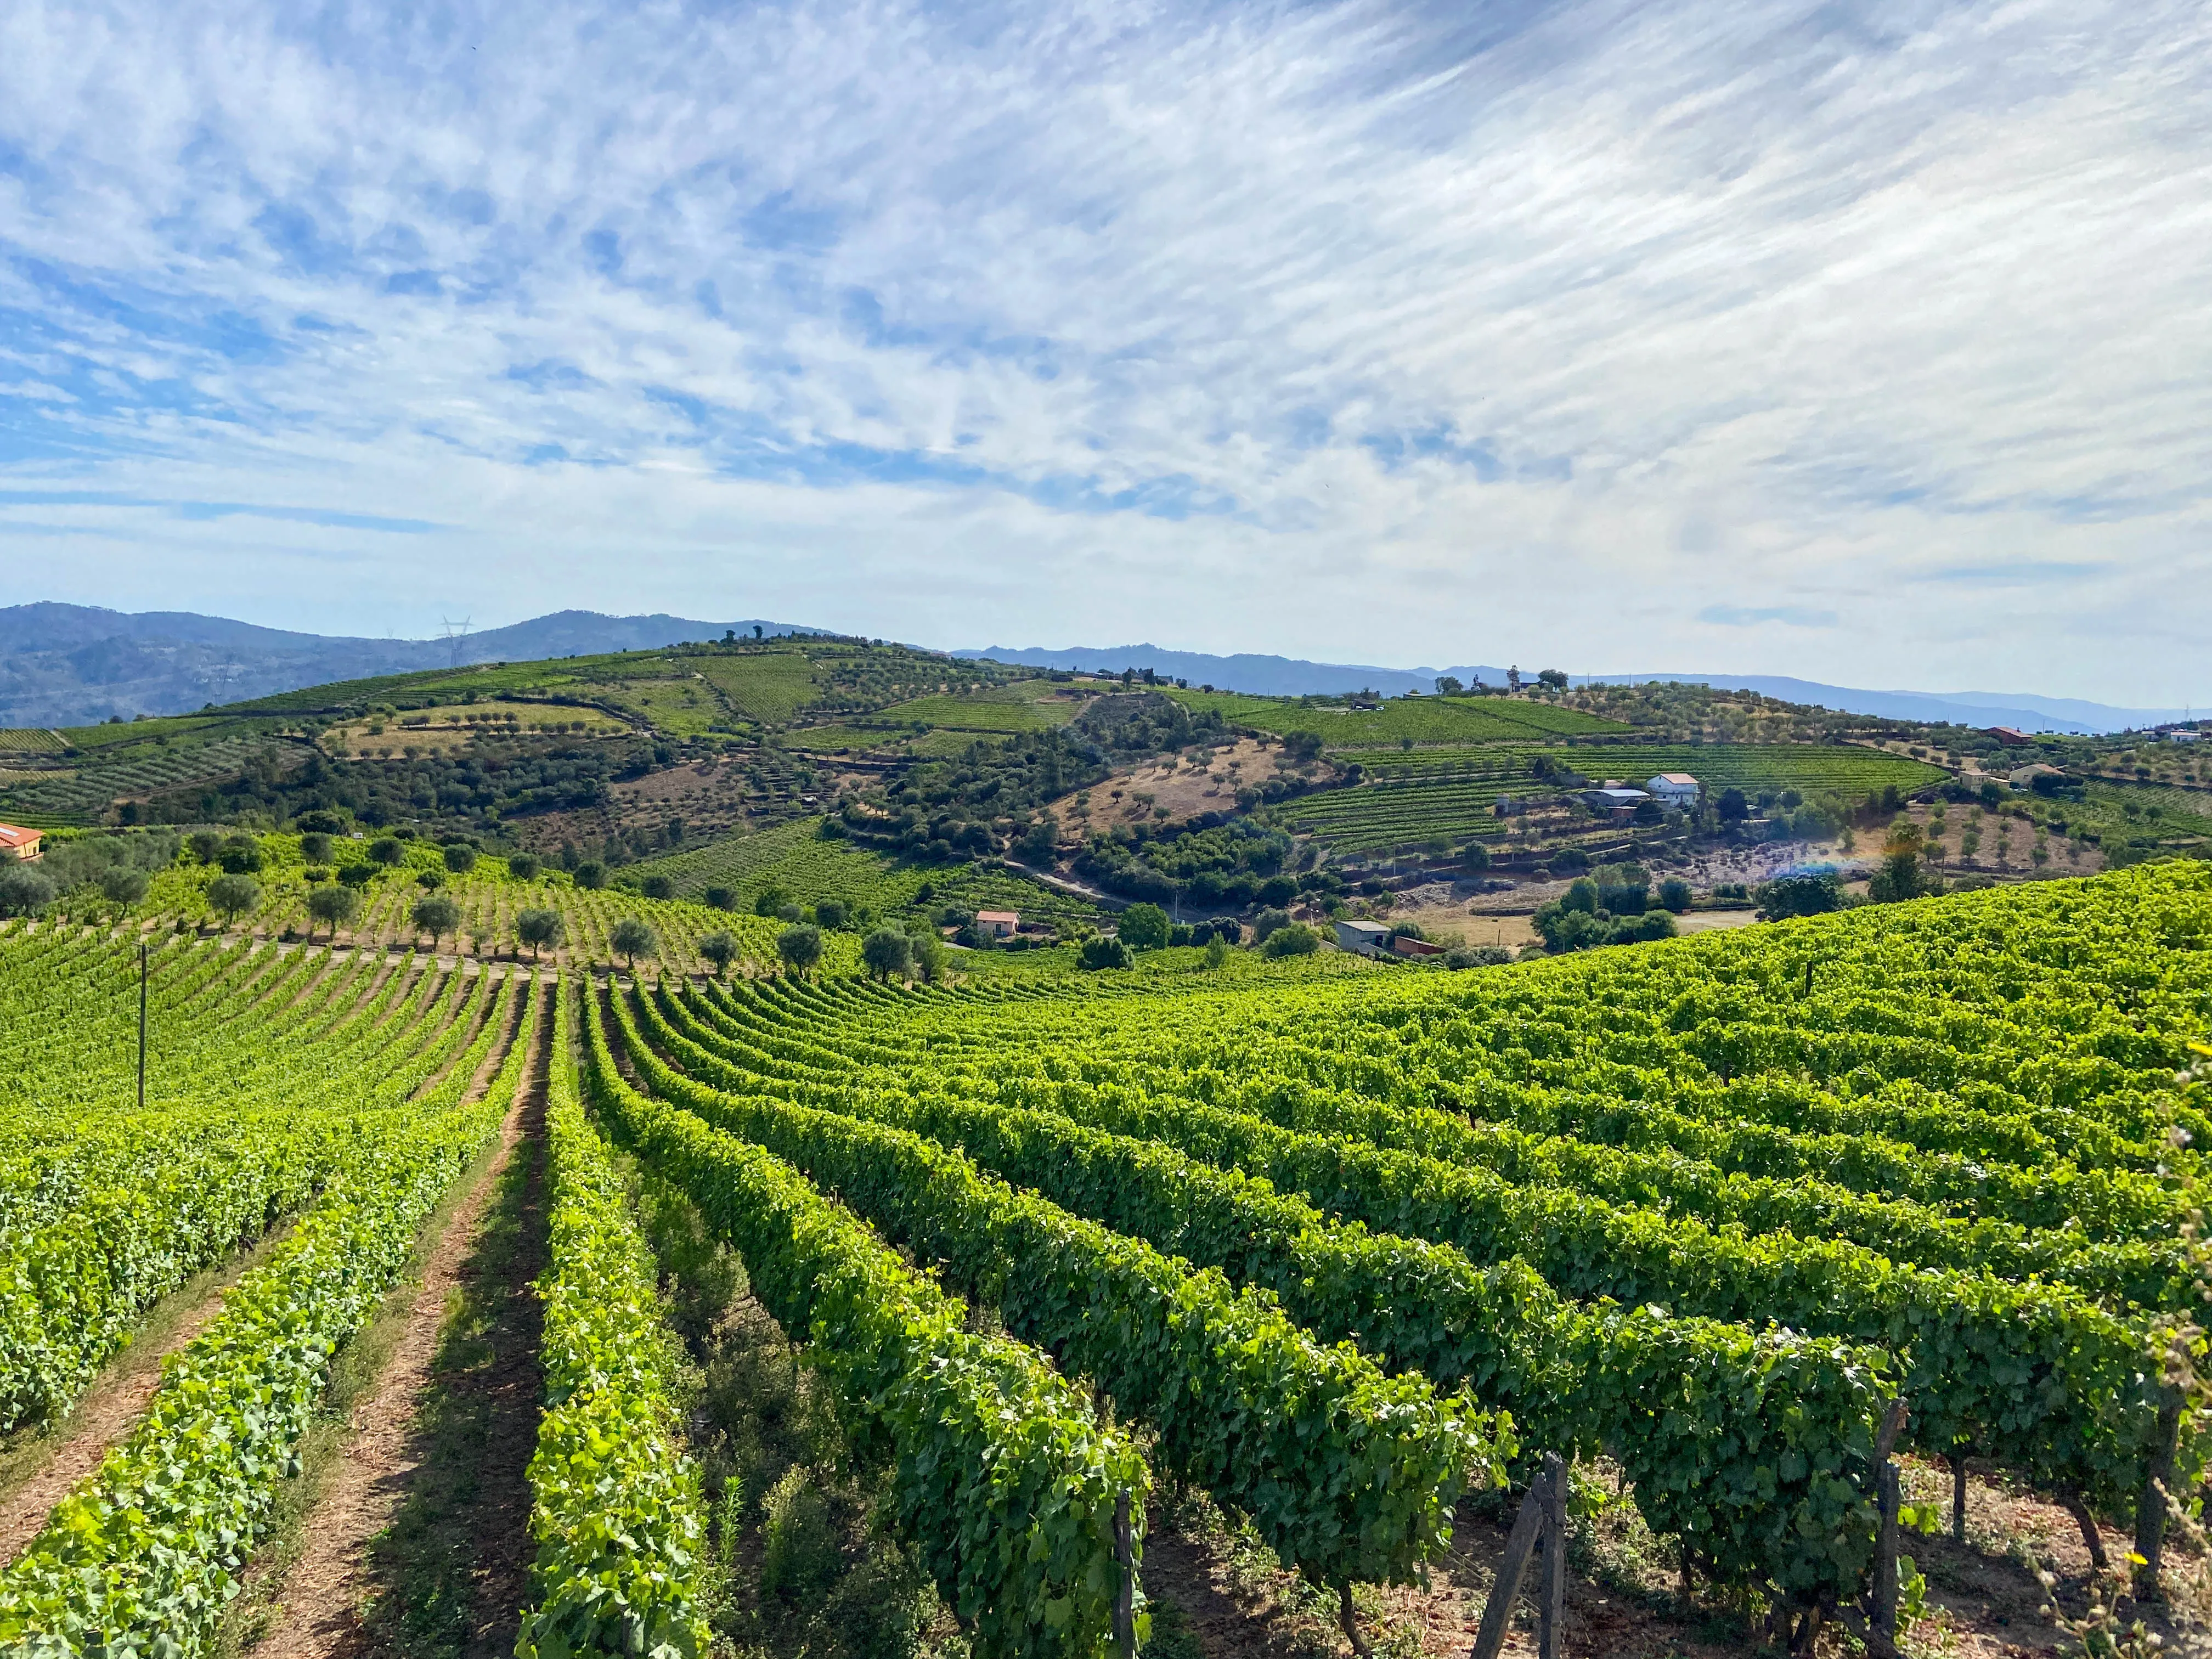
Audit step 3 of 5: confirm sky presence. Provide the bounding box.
[0,0,2207,702]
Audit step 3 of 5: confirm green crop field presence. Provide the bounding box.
[622,815,1097,929]
[1337,741,1946,791]
[779,722,918,754]
[4,668,2208,1659]
[0,731,298,826]
[1167,687,1628,743]
[1282,743,1950,852]
[831,685,1085,736]
[1283,777,1521,851]
[0,729,64,754]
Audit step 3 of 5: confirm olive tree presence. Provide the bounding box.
[861,928,912,981]
[307,883,360,939]
[776,923,823,978]
[516,907,565,960]
[0,866,57,917]
[207,873,262,927]
[698,930,738,978]
[411,892,460,947]
[611,917,658,971]
[100,866,150,909]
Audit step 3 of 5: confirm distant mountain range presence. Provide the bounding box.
[1571,674,2190,736]
[0,606,2185,735]
[0,605,822,727]
[958,642,1509,701]
[961,643,2190,735]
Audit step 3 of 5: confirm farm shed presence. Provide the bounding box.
[1333,919,1391,955]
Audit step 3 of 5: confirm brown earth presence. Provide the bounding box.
[1043,738,1293,839]
[244,984,548,1659]
[505,754,818,856]
[1141,1457,2202,1659]
[0,1228,292,1565]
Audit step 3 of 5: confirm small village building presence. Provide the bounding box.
[1391,935,1446,958]
[1984,726,2033,745]
[1333,918,1391,955]
[0,825,42,862]
[1645,772,1701,808]
[2165,729,2202,744]
[974,909,1020,939]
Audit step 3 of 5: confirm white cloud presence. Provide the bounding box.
[0,0,2207,699]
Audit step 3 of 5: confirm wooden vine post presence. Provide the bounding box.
[1114,1489,1137,1659]
[2133,1381,2186,1603]
[1469,1452,1568,1659]
[1838,1398,1910,1659]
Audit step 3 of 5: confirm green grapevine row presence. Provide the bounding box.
[578,996,1148,1659]
[0,978,535,1654]
[596,984,1506,1596]
[516,978,714,1658]
[639,981,1897,1610]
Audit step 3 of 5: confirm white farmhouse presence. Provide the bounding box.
[1646,772,1701,808]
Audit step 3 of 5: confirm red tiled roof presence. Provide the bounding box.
[0,824,41,850]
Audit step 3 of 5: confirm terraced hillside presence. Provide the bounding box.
[1289,744,1949,853]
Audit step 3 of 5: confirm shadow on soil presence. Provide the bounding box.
[352,1107,548,1659]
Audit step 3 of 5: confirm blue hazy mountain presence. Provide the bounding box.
[960,643,2180,734]
[0,605,823,726]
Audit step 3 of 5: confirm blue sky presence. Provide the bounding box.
[0,0,2206,700]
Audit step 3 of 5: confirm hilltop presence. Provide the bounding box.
[0,603,824,726]
[3,636,2203,965]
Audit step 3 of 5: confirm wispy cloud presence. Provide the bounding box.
[0,0,2206,697]
[1698,603,1839,628]
[1915,561,2106,587]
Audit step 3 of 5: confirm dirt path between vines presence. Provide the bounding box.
[246,985,549,1659]
[0,1229,290,1565]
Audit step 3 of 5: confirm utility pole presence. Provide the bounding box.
[137,940,148,1112]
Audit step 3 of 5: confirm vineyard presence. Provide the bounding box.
[0,859,2207,1655]
[1286,745,1949,853]
[0,731,296,826]
[1166,690,1628,745]
[620,816,1096,929]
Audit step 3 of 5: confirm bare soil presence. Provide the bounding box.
[507,755,816,856]
[242,986,549,1659]
[1043,738,1284,839]
[1139,1458,2204,1659]
[0,1227,292,1565]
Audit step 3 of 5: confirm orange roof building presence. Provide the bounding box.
[0,825,43,861]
